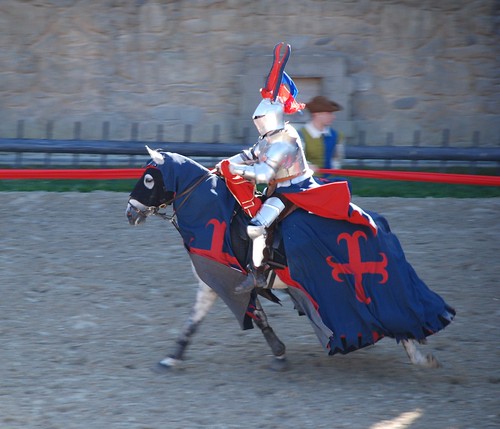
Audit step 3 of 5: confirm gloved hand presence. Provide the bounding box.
[228,161,246,177]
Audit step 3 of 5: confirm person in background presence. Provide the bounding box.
[300,95,345,172]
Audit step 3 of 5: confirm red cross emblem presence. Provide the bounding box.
[187,218,241,269]
[326,231,388,304]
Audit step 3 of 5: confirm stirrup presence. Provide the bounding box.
[234,265,267,294]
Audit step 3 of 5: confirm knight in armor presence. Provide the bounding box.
[222,43,320,292]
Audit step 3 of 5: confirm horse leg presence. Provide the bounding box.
[252,296,288,371]
[401,339,441,368]
[156,277,218,371]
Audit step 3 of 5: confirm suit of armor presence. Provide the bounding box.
[228,124,312,186]
[227,98,314,291]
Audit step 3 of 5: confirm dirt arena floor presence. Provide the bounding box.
[0,192,498,429]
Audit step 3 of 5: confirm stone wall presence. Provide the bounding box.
[0,0,498,147]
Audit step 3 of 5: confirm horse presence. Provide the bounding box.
[126,148,455,371]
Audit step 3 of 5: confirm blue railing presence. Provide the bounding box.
[1,121,499,172]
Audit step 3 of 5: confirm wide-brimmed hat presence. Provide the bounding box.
[305,95,343,113]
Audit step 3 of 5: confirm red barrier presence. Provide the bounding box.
[0,168,499,186]
[317,169,500,186]
[0,168,144,180]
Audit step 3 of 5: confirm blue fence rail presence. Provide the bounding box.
[0,121,499,172]
[1,137,499,174]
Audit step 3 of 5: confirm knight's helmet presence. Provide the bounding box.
[252,99,284,137]
[253,43,305,137]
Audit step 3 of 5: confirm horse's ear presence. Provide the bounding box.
[146,145,165,165]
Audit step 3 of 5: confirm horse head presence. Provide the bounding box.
[126,147,174,225]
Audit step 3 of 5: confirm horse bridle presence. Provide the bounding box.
[129,170,214,225]
[127,200,171,219]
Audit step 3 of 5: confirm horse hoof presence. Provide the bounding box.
[151,362,172,374]
[151,356,182,373]
[269,356,289,372]
[426,353,441,368]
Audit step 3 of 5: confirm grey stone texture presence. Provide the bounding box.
[0,0,499,147]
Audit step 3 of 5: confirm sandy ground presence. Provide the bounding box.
[0,192,498,429]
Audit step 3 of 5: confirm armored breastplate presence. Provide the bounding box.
[257,126,311,181]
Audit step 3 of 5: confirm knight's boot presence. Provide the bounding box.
[235,197,285,294]
[235,264,268,293]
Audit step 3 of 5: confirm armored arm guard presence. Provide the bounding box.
[217,142,258,174]
[228,160,277,184]
[228,140,297,184]
[225,151,251,165]
[224,142,260,165]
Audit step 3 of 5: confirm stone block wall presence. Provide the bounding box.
[0,0,498,147]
